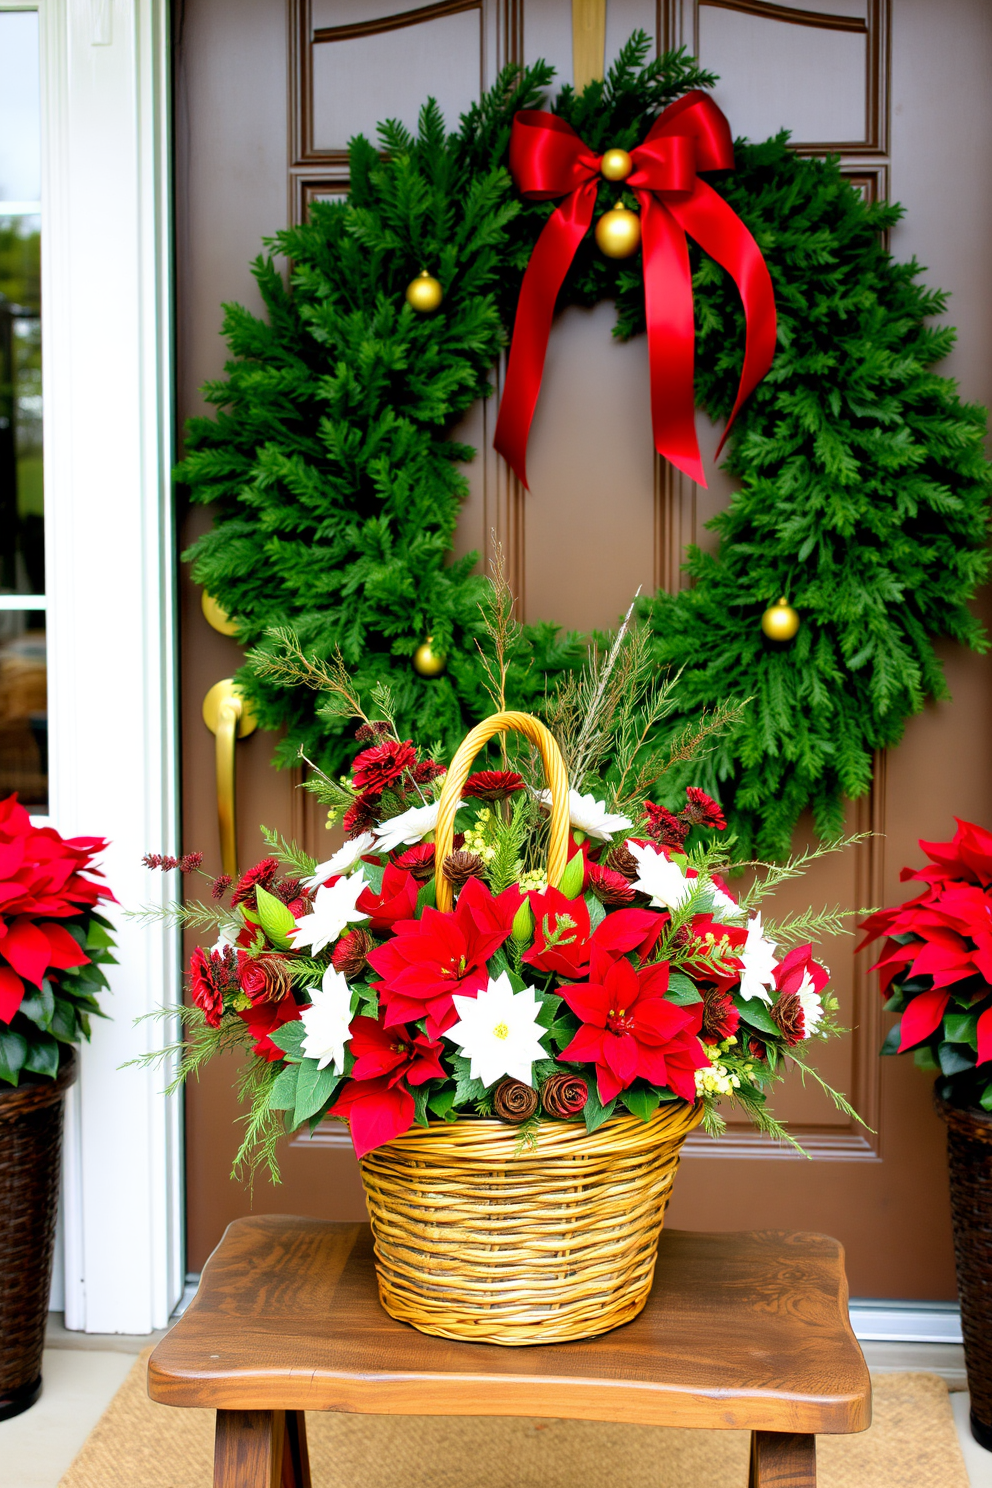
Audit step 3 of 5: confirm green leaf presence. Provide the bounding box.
[24,1036,60,1079]
[361,861,385,896]
[666,970,703,1006]
[879,1022,902,1056]
[0,1029,27,1083]
[734,996,779,1036]
[944,1011,979,1050]
[268,1021,307,1062]
[292,1059,340,1127]
[451,1053,486,1106]
[938,1041,975,1076]
[536,992,563,1028]
[85,919,116,950]
[413,1084,431,1127]
[582,1082,616,1134]
[268,1063,301,1111]
[584,893,606,932]
[914,1046,940,1071]
[18,981,54,1031]
[416,877,436,914]
[427,1086,457,1120]
[620,1085,661,1122]
[254,884,296,950]
[981,1086,992,1113]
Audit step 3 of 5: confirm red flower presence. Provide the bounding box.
[328,1017,446,1158]
[557,944,707,1103]
[683,787,727,830]
[230,858,278,909]
[462,770,525,802]
[236,991,300,1061]
[367,876,521,1038]
[522,887,660,980]
[774,944,828,1000]
[351,739,416,794]
[342,790,382,838]
[236,950,292,1005]
[700,984,740,1045]
[393,843,435,882]
[189,945,235,1027]
[356,863,419,933]
[643,803,689,848]
[412,759,447,786]
[587,862,635,906]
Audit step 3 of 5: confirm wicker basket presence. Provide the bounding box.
[0,1050,75,1419]
[360,710,702,1345]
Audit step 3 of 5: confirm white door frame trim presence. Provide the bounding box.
[30,0,183,1332]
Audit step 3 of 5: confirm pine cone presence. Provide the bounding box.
[442,850,485,889]
[493,1078,539,1124]
[587,862,635,906]
[771,992,805,1046]
[540,1072,588,1119]
[332,929,374,980]
[237,952,292,1004]
[605,843,640,881]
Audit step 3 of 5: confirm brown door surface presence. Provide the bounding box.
[176,0,992,1297]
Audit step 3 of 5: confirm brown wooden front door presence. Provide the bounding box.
[175,0,992,1297]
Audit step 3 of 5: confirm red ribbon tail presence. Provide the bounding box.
[493,184,597,489]
[667,180,777,459]
[639,194,706,488]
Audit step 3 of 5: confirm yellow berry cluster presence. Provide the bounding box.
[325,774,357,829]
[694,1043,755,1098]
[461,807,498,864]
[516,869,548,894]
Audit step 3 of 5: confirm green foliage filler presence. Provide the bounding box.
[178,35,991,857]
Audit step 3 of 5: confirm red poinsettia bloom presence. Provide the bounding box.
[356,863,419,933]
[0,796,113,1024]
[351,739,416,794]
[522,887,661,980]
[774,943,829,1000]
[462,770,525,802]
[329,1016,446,1158]
[367,876,522,1037]
[558,945,707,1103]
[236,991,300,1062]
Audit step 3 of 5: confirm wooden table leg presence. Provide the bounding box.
[214,1410,311,1487]
[748,1431,816,1487]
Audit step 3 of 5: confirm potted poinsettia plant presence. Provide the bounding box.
[0,796,115,1419]
[144,606,860,1345]
[860,817,992,1451]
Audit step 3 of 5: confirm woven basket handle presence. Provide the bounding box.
[433,710,570,913]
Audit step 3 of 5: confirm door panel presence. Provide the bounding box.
[177,0,992,1297]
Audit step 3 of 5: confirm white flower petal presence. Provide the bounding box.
[291,871,368,956]
[300,965,354,1074]
[447,971,548,1089]
[738,912,778,1005]
[796,968,824,1035]
[536,789,632,842]
[626,840,694,911]
[303,832,376,890]
[372,801,464,855]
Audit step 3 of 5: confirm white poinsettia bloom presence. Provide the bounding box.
[300,965,354,1073]
[536,788,632,842]
[796,969,824,1035]
[738,912,778,1004]
[303,832,376,890]
[372,800,463,855]
[291,871,368,956]
[448,972,549,1090]
[627,840,694,911]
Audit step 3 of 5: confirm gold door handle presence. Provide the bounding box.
[202,679,258,879]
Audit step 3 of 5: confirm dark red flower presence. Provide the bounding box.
[351,739,416,794]
[557,945,708,1103]
[700,983,740,1045]
[462,770,525,802]
[211,874,232,900]
[367,877,521,1038]
[328,1017,446,1158]
[393,843,435,882]
[189,945,235,1028]
[236,991,300,1061]
[356,863,419,933]
[333,929,374,979]
[236,950,293,1005]
[230,858,278,909]
[178,852,204,873]
[771,992,806,1046]
[587,862,635,906]
[354,721,392,744]
[683,787,727,831]
[412,759,447,786]
[643,803,689,848]
[342,790,382,838]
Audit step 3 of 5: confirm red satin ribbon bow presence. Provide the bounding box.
[492,91,777,489]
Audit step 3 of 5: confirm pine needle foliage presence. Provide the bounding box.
[178,32,991,855]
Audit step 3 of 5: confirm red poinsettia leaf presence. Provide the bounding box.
[329,1077,415,1159]
[557,981,610,1028]
[0,965,25,1022]
[39,922,91,970]
[898,987,951,1052]
[2,918,53,987]
[603,1030,639,1085]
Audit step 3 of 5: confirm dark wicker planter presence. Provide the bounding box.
[0,1049,76,1421]
[935,1087,992,1451]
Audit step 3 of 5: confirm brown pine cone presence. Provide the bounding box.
[605,842,640,881]
[493,1078,539,1124]
[237,952,292,1005]
[540,1072,588,1119]
[332,928,374,980]
[771,992,805,1046]
[442,849,485,888]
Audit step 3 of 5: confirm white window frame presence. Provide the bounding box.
[6,0,183,1332]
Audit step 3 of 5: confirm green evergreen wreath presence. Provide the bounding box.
[179,35,992,858]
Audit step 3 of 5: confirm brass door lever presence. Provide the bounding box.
[202,679,258,879]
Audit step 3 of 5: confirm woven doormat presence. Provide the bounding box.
[59,1351,969,1488]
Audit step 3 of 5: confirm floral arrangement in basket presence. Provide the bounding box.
[143,596,861,1178]
[0,795,116,1085]
[859,817,992,1110]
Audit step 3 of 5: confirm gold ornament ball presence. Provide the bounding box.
[600,147,633,182]
[413,636,446,677]
[595,203,641,259]
[761,596,801,642]
[405,270,443,313]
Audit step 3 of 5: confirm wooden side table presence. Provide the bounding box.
[148,1217,870,1488]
